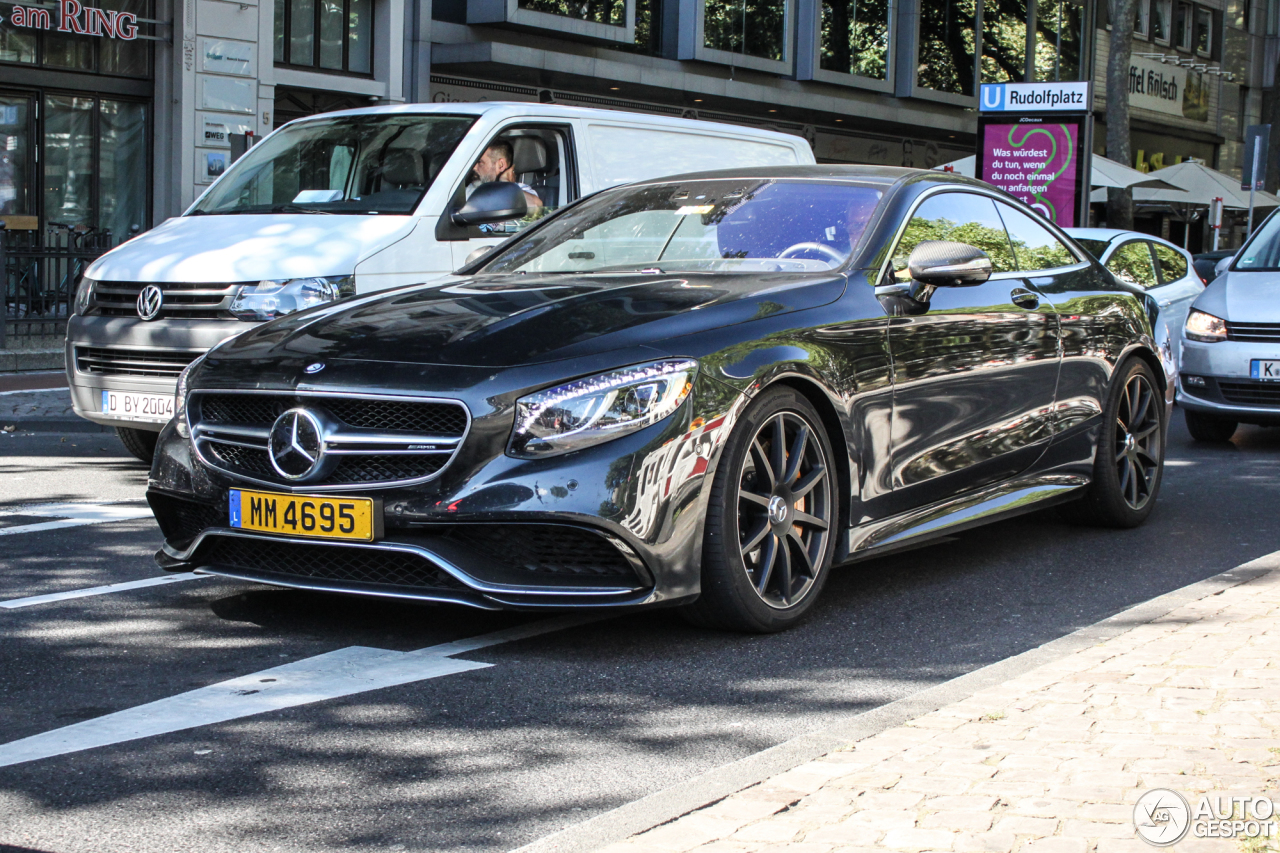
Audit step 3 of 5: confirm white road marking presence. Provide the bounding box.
[0,614,606,768]
[0,502,154,537]
[0,573,208,610]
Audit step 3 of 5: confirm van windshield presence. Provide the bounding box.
[191,114,477,216]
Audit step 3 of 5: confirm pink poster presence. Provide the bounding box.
[980,123,1079,228]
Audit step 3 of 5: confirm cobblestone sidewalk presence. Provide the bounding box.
[2,388,76,425]
[605,566,1280,853]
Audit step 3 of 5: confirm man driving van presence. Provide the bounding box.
[467,140,543,214]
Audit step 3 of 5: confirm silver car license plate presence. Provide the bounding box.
[101,390,174,422]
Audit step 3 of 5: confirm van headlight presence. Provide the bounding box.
[74,277,97,315]
[229,276,354,321]
[173,355,205,438]
[508,360,698,459]
[1185,309,1227,342]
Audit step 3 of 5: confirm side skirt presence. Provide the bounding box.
[837,473,1089,565]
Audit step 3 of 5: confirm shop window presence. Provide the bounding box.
[0,16,37,63]
[1194,6,1212,55]
[1150,0,1172,41]
[274,0,373,74]
[0,0,152,77]
[981,0,1027,83]
[465,0,635,42]
[675,0,792,73]
[1174,1,1191,48]
[0,96,32,218]
[1034,0,1084,81]
[916,0,977,95]
[1134,0,1150,35]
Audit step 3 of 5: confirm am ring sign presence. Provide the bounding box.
[7,0,141,40]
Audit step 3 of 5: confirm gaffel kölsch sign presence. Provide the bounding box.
[8,0,141,39]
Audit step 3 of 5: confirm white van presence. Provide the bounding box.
[65,102,814,460]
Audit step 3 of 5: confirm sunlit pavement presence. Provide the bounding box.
[1,411,1278,853]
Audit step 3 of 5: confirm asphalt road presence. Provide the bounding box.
[1,411,1278,853]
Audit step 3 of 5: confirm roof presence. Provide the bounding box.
[1063,228,1189,253]
[628,164,958,187]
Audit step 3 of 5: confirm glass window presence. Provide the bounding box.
[1152,244,1189,282]
[43,95,95,229]
[1107,241,1158,287]
[0,97,31,216]
[276,0,373,73]
[892,193,1016,281]
[997,202,1076,270]
[516,0,626,24]
[0,14,37,63]
[319,0,344,68]
[917,0,977,94]
[483,181,885,275]
[1075,238,1110,259]
[1151,0,1172,40]
[275,0,286,61]
[98,100,148,239]
[1194,6,1212,54]
[193,114,476,215]
[1034,0,1084,80]
[1134,0,1150,34]
[348,0,371,73]
[43,29,94,71]
[99,0,151,76]
[460,128,575,237]
[821,0,891,79]
[704,0,788,60]
[981,0,1026,84]
[289,0,316,65]
[1174,2,1191,48]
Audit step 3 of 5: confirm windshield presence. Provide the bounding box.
[480,179,885,275]
[1234,211,1280,270]
[1074,238,1110,260]
[192,114,476,216]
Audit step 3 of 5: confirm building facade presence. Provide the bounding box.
[0,0,1274,238]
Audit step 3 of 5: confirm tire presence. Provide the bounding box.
[681,386,839,633]
[116,426,158,463]
[1184,409,1238,443]
[1063,359,1165,528]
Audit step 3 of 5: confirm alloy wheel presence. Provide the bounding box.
[1114,373,1161,510]
[736,412,832,609]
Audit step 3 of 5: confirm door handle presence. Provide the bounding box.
[1010,288,1040,310]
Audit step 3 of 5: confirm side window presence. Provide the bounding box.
[996,203,1078,271]
[1152,243,1189,283]
[1107,241,1159,288]
[462,125,575,237]
[891,193,1016,282]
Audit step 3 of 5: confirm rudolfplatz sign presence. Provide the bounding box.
[978,82,1092,228]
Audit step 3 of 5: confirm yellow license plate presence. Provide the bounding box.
[228,489,379,541]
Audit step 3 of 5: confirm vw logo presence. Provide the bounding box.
[304,362,325,374]
[136,285,164,321]
[268,408,325,480]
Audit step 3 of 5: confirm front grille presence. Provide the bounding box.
[201,536,465,590]
[1226,322,1280,343]
[190,391,470,490]
[152,497,225,544]
[1219,380,1280,406]
[75,346,200,378]
[446,526,636,577]
[92,281,246,320]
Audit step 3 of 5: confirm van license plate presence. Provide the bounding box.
[102,390,174,422]
[1250,360,1280,381]
[228,489,377,542]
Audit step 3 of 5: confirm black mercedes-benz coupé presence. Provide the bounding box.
[148,166,1171,632]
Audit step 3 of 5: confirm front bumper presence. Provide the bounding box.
[66,314,253,430]
[1178,337,1280,424]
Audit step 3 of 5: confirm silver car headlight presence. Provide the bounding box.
[508,359,698,459]
[229,275,354,322]
[1185,309,1227,343]
[74,276,97,315]
[173,355,205,438]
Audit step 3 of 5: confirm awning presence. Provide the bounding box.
[1086,160,1280,209]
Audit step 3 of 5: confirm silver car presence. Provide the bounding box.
[1067,228,1204,373]
[1178,212,1280,442]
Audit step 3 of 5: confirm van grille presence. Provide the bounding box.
[75,346,201,378]
[91,281,248,320]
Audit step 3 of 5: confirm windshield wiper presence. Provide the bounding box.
[269,204,335,215]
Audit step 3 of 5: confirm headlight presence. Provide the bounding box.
[174,355,205,438]
[508,359,698,459]
[229,275,354,321]
[74,277,96,315]
[1185,309,1227,343]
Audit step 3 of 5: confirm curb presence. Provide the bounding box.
[513,553,1278,853]
[2,419,114,434]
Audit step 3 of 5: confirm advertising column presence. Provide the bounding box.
[977,82,1094,228]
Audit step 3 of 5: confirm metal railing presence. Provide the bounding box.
[2,225,117,348]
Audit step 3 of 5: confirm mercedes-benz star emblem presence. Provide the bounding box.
[136,284,164,321]
[268,408,325,480]
[304,362,325,374]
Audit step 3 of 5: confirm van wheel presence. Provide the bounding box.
[681,386,837,633]
[116,427,158,463]
[1184,410,1237,443]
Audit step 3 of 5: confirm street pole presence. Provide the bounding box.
[1211,197,1223,251]
[1249,135,1262,236]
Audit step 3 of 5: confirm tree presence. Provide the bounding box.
[1105,0,1139,229]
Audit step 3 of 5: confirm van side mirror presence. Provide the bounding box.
[908,241,993,287]
[451,182,528,227]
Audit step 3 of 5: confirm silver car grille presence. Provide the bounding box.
[1226,322,1280,343]
[189,390,471,492]
[75,346,202,378]
[91,281,249,320]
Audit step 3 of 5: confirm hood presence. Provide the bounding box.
[85,214,412,283]
[213,271,847,369]
[1193,270,1280,323]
